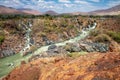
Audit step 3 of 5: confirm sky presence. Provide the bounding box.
[0,0,120,13]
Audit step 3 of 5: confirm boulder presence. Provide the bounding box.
[39,46,67,57]
[95,43,109,52]
[64,43,81,52]
[48,44,57,50]
[79,43,94,52]
[47,46,66,57]
[42,36,54,45]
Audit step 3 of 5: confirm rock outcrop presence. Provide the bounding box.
[30,40,109,60]
[3,52,120,80]
[0,49,15,57]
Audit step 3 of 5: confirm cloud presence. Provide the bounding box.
[38,0,45,2]
[74,0,90,5]
[0,0,25,8]
[64,4,75,8]
[107,0,120,8]
[89,0,100,2]
[58,0,71,3]
[0,0,120,13]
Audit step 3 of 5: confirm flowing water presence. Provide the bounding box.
[20,21,33,55]
[32,23,97,56]
[0,22,97,78]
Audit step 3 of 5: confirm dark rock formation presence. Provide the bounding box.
[30,41,109,59]
[48,44,57,50]
[63,41,109,53]
[42,36,54,45]
[64,43,81,52]
[0,49,15,57]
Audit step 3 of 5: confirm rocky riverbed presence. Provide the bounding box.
[0,17,95,58]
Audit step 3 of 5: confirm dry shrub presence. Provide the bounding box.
[107,31,120,43]
[93,34,111,43]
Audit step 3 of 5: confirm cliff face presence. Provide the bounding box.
[3,52,120,80]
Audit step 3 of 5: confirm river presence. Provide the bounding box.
[32,22,97,56]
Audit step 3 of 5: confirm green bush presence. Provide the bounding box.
[107,31,120,43]
[94,34,111,43]
[0,35,5,44]
[0,31,5,44]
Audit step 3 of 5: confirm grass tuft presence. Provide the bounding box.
[67,52,88,58]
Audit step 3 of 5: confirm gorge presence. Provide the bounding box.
[0,16,120,80]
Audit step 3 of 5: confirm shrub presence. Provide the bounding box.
[67,52,87,58]
[89,29,101,37]
[0,35,5,44]
[107,31,120,43]
[0,31,5,44]
[94,34,111,43]
[29,45,37,53]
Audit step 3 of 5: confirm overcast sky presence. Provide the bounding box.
[0,0,120,13]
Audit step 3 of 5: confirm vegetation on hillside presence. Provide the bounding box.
[107,31,120,43]
[0,14,120,79]
[0,14,120,20]
[0,30,5,44]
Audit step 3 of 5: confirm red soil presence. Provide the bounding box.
[3,52,120,80]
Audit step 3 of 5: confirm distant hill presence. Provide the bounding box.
[0,5,24,14]
[0,5,41,15]
[17,8,42,15]
[44,10,58,15]
[63,4,120,16]
[68,12,88,15]
[0,4,120,16]
[89,4,120,15]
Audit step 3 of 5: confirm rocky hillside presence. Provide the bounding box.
[3,52,120,80]
[0,15,120,79]
[0,5,41,15]
[32,16,93,47]
[0,5,24,14]
[17,8,42,15]
[0,16,95,58]
[89,4,120,15]
[0,20,25,57]
[0,16,120,58]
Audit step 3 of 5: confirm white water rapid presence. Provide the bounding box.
[32,22,97,56]
[20,21,33,55]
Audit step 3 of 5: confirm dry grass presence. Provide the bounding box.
[93,34,111,43]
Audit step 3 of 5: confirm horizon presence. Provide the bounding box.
[0,0,120,13]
